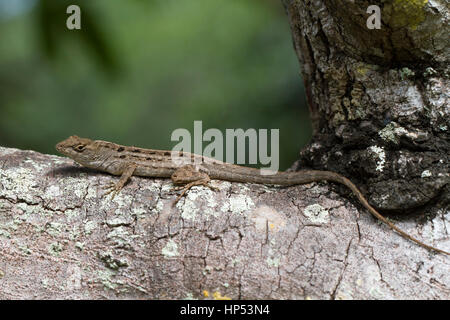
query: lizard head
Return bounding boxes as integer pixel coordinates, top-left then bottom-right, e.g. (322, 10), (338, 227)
(56, 135), (101, 165)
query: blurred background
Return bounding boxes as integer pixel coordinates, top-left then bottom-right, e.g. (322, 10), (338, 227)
(0, 0), (310, 170)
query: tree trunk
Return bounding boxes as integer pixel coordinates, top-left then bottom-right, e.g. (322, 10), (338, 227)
(282, 0), (449, 212)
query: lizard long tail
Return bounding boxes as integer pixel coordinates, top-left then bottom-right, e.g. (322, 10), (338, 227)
(208, 165), (449, 255)
(323, 172), (450, 256)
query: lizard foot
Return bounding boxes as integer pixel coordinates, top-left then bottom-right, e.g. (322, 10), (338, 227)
(172, 178), (218, 206)
(171, 165), (218, 206)
(101, 163), (137, 200)
(102, 182), (122, 200)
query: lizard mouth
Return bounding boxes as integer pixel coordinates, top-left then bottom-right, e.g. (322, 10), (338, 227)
(55, 142), (63, 153)
(55, 141), (69, 155)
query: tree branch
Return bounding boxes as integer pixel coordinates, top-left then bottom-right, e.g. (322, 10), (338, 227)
(0, 147), (448, 299)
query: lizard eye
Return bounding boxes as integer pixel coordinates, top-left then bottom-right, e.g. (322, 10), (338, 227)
(73, 144), (86, 152)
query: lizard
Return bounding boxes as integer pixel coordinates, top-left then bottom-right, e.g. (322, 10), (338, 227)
(55, 135), (449, 256)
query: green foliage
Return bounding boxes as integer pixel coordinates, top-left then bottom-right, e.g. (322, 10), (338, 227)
(0, 0), (310, 170)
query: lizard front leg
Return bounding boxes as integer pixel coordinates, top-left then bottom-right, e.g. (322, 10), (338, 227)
(103, 163), (137, 199)
(171, 165), (218, 204)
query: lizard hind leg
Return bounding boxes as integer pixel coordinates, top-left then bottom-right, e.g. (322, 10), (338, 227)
(171, 165), (217, 205)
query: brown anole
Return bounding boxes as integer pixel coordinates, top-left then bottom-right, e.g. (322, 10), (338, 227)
(56, 135), (449, 255)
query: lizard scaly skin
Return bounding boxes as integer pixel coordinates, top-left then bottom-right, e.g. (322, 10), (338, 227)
(56, 135), (449, 255)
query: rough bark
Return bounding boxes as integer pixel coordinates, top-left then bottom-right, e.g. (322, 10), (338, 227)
(282, 0), (449, 212)
(0, 147), (449, 299)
